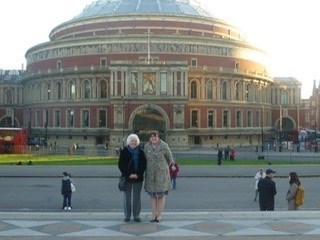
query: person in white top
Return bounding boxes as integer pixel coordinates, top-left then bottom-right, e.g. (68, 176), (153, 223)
(254, 168), (266, 201)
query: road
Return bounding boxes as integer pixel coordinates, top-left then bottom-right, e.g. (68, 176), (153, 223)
(0, 165), (319, 212)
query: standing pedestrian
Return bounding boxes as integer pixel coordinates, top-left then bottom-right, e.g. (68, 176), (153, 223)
(254, 168), (266, 201)
(286, 171), (302, 210)
(118, 134), (146, 222)
(144, 131), (174, 223)
(224, 146), (229, 160)
(258, 168), (277, 211)
(169, 162), (180, 190)
(61, 171), (73, 210)
(229, 147), (236, 161)
(217, 148), (223, 165)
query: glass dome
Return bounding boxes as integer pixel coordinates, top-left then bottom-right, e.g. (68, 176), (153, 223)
(73, 0), (213, 20)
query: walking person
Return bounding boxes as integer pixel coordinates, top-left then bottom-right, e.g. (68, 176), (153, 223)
(217, 148), (223, 165)
(144, 131), (174, 223)
(169, 162), (180, 190)
(286, 171), (302, 210)
(258, 168), (277, 211)
(254, 168), (266, 201)
(61, 171), (73, 210)
(118, 134), (146, 222)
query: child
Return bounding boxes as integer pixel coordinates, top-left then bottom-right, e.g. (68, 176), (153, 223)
(169, 162), (180, 189)
(61, 172), (72, 210)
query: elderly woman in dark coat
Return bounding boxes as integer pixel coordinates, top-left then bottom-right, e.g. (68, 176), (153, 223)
(286, 171), (301, 210)
(118, 134), (146, 222)
(144, 131), (174, 223)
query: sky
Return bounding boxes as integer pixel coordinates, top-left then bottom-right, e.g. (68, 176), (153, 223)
(0, 0), (318, 98)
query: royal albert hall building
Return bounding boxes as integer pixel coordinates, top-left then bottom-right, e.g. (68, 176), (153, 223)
(14, 0), (302, 150)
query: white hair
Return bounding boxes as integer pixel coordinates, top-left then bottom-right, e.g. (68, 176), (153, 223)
(126, 134), (140, 146)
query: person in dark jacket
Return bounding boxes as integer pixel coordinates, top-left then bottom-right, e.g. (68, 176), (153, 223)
(217, 148), (223, 165)
(118, 134), (146, 222)
(258, 168), (277, 211)
(61, 171), (72, 210)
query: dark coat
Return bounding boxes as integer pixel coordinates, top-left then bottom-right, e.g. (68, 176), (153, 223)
(258, 176), (277, 210)
(118, 146), (146, 183)
(61, 176), (71, 195)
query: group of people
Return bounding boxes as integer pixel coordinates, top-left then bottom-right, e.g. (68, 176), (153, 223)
(217, 146), (236, 165)
(118, 131), (179, 223)
(254, 168), (303, 211)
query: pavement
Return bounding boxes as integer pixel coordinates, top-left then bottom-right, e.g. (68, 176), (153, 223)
(1, 156), (320, 239)
(1, 211), (320, 239)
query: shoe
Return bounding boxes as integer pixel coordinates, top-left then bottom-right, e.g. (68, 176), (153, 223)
(150, 216), (159, 223)
(124, 218), (130, 222)
(67, 207), (71, 210)
(63, 207), (67, 210)
(134, 218), (141, 222)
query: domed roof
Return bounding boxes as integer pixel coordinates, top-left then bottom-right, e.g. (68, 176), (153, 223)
(73, 0), (212, 20)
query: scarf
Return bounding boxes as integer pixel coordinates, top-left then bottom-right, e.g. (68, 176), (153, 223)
(128, 146), (140, 170)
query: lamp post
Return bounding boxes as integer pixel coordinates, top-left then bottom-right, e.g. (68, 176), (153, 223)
(11, 108), (15, 127)
(122, 96), (125, 147)
(28, 108), (32, 136)
(261, 105), (264, 152)
(45, 108), (48, 147)
(279, 105), (282, 152)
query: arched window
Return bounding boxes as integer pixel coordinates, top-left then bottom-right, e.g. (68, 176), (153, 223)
(222, 81), (228, 100)
(246, 83), (254, 101)
(46, 83), (51, 100)
(84, 80), (91, 99)
(100, 80), (108, 98)
(190, 81), (197, 99)
(206, 81), (213, 99)
(36, 83), (41, 101)
(56, 82), (62, 100)
(32, 84), (36, 102)
(281, 91), (289, 105)
(247, 111), (252, 127)
(235, 82), (241, 100)
(5, 89), (13, 104)
(68, 81), (75, 99)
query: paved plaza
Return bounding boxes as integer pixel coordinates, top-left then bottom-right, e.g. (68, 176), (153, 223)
(1, 211), (320, 239)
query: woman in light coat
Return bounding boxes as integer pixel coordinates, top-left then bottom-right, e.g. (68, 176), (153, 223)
(144, 131), (173, 223)
(254, 168), (266, 201)
(286, 171), (301, 210)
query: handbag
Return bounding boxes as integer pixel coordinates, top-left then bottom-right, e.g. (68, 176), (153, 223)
(118, 158), (132, 191)
(118, 176), (127, 191)
(71, 182), (76, 192)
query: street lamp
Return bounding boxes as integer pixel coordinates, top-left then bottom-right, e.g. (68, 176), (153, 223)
(45, 108), (48, 147)
(122, 96), (125, 147)
(261, 105), (264, 152)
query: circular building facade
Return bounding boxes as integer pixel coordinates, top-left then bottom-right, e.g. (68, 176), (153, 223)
(22, 0), (273, 149)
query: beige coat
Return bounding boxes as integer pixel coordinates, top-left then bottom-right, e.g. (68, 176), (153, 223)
(286, 183), (300, 210)
(144, 140), (173, 193)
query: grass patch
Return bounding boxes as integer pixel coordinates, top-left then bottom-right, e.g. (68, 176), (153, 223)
(0, 154), (117, 166)
(175, 158), (320, 166)
(1, 154), (320, 166)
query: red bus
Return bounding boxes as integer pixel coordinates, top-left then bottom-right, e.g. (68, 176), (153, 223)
(0, 128), (28, 153)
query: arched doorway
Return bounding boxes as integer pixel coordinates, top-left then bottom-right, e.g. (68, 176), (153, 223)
(0, 116), (18, 127)
(276, 117), (298, 145)
(131, 107), (167, 146)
